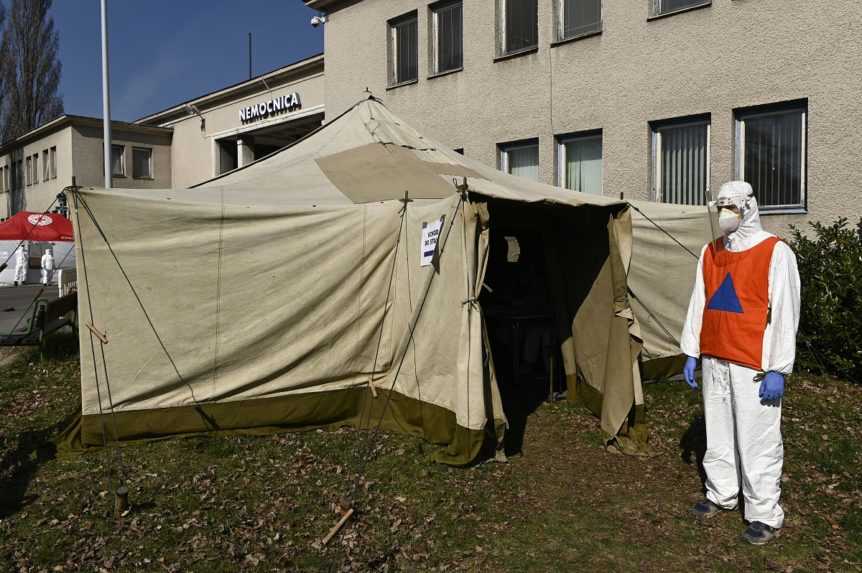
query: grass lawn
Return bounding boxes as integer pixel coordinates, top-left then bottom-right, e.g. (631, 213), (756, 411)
(1, 345), (860, 572)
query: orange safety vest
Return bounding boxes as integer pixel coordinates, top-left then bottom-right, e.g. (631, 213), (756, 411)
(700, 236), (780, 370)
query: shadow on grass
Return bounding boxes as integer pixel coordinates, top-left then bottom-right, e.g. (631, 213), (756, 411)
(0, 414), (76, 519)
(680, 414), (707, 491)
(0, 335), (80, 519)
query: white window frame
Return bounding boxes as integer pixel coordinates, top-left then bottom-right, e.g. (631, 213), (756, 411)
(388, 12), (419, 87)
(430, 0), (463, 76)
(651, 118), (711, 204)
(556, 131), (603, 194)
(499, 139), (539, 177)
(49, 147), (57, 179)
(42, 150), (49, 182)
(556, 0), (603, 42)
(651, 0), (710, 18)
(132, 146), (154, 179)
(734, 105), (807, 213)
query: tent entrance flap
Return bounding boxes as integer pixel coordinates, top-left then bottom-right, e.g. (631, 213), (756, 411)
(480, 200), (567, 455)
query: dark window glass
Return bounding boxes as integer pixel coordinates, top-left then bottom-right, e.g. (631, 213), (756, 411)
(562, 0), (601, 39)
(742, 109), (804, 208)
(436, 2), (463, 73)
(655, 0), (709, 15)
(392, 15), (418, 84)
(505, 0), (537, 54)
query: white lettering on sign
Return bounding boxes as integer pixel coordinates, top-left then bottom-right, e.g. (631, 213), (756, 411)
(420, 217), (445, 267)
(239, 93), (302, 123)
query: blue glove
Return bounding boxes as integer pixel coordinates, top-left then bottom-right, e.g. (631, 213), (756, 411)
(683, 356), (698, 389)
(759, 371), (785, 402)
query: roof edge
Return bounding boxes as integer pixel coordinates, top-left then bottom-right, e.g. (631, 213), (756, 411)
(0, 115), (172, 156)
(135, 52), (324, 126)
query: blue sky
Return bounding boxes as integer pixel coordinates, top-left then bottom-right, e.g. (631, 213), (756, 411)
(54, 1), (323, 122)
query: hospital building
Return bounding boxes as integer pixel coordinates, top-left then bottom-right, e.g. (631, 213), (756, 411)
(3, 0), (862, 233)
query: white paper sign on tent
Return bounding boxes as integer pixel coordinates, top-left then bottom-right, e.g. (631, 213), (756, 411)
(420, 217), (444, 267)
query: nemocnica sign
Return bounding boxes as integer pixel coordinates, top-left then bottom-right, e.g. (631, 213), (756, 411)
(239, 93), (301, 123)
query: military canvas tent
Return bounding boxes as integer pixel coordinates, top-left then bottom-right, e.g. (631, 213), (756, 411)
(69, 97), (704, 462)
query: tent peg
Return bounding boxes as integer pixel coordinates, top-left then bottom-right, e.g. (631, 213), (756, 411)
(114, 485), (129, 518)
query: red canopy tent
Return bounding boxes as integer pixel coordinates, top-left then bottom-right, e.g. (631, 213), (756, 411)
(0, 211), (74, 242)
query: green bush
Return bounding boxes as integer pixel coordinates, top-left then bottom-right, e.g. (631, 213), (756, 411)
(788, 218), (862, 383)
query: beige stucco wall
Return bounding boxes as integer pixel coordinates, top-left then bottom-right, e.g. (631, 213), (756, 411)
(71, 125), (172, 190)
(0, 127), (72, 218)
(323, 0), (862, 235)
(163, 71), (325, 188)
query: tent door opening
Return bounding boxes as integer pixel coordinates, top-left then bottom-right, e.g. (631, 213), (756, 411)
(481, 202), (566, 455)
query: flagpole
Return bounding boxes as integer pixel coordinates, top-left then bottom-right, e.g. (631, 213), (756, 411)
(100, 0), (112, 189)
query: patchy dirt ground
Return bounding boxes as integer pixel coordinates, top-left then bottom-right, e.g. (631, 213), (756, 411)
(1, 347), (860, 572)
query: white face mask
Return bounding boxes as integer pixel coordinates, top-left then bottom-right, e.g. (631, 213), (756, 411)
(718, 209), (741, 236)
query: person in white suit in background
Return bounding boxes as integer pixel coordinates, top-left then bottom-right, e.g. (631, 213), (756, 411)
(40, 246), (55, 285)
(13, 242), (28, 286)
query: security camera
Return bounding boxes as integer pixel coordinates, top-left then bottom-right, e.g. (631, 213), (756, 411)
(310, 14), (327, 27)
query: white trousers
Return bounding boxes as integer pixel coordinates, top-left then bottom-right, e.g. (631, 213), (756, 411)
(41, 268), (53, 285)
(14, 263), (27, 284)
(702, 357), (784, 528)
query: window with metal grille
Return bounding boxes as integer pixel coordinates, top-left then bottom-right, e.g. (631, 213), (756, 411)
(735, 102), (806, 211)
(651, 117), (710, 205)
(559, 0), (601, 40)
(500, 0), (538, 55)
(111, 145), (125, 176)
(431, 1), (462, 74)
(651, 0), (710, 17)
(389, 12), (418, 86)
(133, 147), (153, 179)
(558, 131), (602, 194)
(499, 139), (539, 181)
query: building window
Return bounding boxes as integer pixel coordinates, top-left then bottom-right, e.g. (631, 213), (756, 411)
(49, 146), (56, 179)
(111, 144), (125, 176)
(651, 0), (710, 17)
(735, 101), (806, 211)
(430, 1), (463, 75)
(557, 0), (601, 41)
(499, 139), (539, 181)
(651, 116), (710, 205)
(32, 154), (39, 184)
(25, 157), (31, 186)
(558, 131), (602, 195)
(388, 12), (418, 86)
(133, 147), (153, 179)
(499, 0), (538, 56)
(42, 150), (49, 181)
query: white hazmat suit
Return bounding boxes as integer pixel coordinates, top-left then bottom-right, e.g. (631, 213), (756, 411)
(681, 181), (801, 529)
(13, 243), (28, 285)
(41, 248), (55, 285)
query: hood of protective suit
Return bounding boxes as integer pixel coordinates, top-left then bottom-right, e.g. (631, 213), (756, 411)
(716, 181), (772, 251)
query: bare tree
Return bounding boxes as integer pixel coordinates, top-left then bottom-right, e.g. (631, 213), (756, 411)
(0, 0), (63, 143)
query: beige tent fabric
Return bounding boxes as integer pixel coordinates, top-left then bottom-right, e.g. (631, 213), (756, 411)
(628, 200), (716, 368)
(72, 98), (658, 459)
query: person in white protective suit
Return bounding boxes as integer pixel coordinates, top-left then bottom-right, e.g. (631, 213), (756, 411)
(13, 242), (28, 286)
(680, 181), (800, 545)
(40, 246), (55, 285)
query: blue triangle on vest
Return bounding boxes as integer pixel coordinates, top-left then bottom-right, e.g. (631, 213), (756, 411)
(707, 273), (744, 313)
